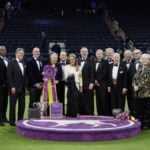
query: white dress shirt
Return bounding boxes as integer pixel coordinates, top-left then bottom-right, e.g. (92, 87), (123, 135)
(0, 56), (8, 67)
(112, 64), (119, 80)
(16, 58), (24, 75)
(34, 57), (40, 70)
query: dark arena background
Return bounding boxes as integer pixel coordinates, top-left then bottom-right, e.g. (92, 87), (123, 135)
(0, 0), (150, 150)
(0, 0), (150, 58)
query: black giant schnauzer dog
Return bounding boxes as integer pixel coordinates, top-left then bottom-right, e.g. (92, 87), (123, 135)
(66, 75), (80, 117)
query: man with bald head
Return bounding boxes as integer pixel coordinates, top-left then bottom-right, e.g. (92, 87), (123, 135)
(108, 53), (127, 111)
(78, 47), (95, 115)
(94, 49), (109, 116)
(26, 47), (44, 108)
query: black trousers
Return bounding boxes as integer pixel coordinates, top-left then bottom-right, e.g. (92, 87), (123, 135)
(79, 89), (94, 115)
(0, 85), (8, 122)
(29, 88), (42, 108)
(95, 86), (109, 116)
(9, 90), (25, 123)
(111, 85), (125, 111)
(126, 86), (134, 114)
(57, 81), (65, 114)
(135, 97), (150, 128)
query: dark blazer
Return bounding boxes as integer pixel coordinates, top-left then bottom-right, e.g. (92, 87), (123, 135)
(78, 57), (95, 89)
(122, 60), (136, 88)
(94, 59), (109, 89)
(7, 59), (26, 92)
(53, 63), (62, 82)
(108, 63), (127, 90)
(0, 57), (7, 86)
(43, 62), (62, 82)
(26, 57), (43, 88)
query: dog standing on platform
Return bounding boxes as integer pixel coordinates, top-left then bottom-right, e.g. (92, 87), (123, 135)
(66, 75), (80, 117)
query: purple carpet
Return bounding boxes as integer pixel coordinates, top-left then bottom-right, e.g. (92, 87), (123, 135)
(16, 116), (141, 141)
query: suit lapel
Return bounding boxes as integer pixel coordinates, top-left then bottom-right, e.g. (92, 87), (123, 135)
(117, 64), (123, 77)
(0, 58), (6, 68)
(32, 58), (39, 70)
(14, 60), (24, 76)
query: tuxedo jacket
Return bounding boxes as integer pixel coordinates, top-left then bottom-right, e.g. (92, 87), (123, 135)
(94, 59), (109, 89)
(108, 63), (127, 90)
(26, 57), (43, 88)
(78, 57), (95, 89)
(7, 59), (26, 92)
(122, 60), (136, 88)
(48, 63), (63, 82)
(0, 57), (7, 86)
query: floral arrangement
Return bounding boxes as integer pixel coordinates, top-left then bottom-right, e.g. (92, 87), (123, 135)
(116, 111), (138, 122)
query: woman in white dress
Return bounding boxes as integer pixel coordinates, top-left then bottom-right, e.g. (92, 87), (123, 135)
(64, 54), (82, 114)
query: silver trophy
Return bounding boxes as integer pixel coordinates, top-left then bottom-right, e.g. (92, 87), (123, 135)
(33, 101), (49, 119)
(112, 108), (122, 117)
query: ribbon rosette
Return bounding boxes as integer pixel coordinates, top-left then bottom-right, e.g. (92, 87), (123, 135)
(42, 65), (57, 104)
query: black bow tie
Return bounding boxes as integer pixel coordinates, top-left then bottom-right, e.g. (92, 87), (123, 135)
(96, 60), (101, 63)
(61, 62), (66, 66)
(19, 60), (23, 63)
(36, 58), (40, 61)
(81, 59), (86, 62)
(114, 64), (118, 66)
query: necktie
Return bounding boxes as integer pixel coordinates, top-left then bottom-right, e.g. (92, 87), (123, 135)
(61, 62), (65, 66)
(114, 64), (118, 66)
(19, 60), (23, 63)
(96, 60), (101, 63)
(81, 58), (86, 62)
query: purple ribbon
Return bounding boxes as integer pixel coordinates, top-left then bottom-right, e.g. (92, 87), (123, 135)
(43, 65), (57, 103)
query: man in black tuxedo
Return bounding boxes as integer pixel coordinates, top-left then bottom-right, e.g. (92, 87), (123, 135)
(0, 46), (8, 126)
(122, 50), (136, 114)
(108, 53), (127, 112)
(133, 49), (142, 72)
(78, 47), (95, 115)
(59, 51), (68, 114)
(94, 49), (110, 116)
(26, 47), (43, 108)
(7, 48), (26, 126)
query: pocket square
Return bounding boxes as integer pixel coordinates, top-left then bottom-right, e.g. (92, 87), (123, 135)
(120, 71), (123, 74)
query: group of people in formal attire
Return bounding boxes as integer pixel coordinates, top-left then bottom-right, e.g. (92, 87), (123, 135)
(0, 45), (149, 129)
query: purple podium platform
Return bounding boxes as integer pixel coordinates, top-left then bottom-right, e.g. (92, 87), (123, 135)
(16, 116), (141, 141)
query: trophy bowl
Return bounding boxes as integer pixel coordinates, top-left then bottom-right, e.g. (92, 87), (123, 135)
(33, 102), (49, 118)
(112, 108), (122, 117)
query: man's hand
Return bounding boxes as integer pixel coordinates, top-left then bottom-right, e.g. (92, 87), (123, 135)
(11, 87), (16, 95)
(89, 83), (94, 90)
(35, 83), (43, 89)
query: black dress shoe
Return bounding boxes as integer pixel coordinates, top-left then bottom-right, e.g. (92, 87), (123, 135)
(0, 122), (5, 126)
(10, 122), (16, 126)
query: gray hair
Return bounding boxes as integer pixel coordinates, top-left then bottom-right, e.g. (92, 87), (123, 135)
(0, 46), (6, 50)
(140, 53), (150, 63)
(15, 48), (24, 54)
(50, 52), (58, 58)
